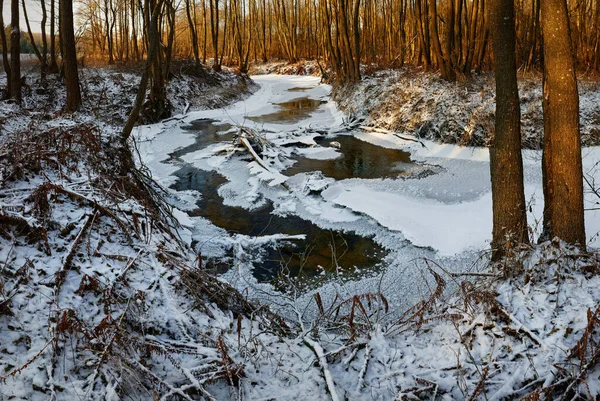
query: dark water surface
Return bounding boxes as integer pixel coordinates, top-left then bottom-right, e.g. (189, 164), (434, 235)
(166, 106), (414, 284)
(171, 166), (386, 283)
(285, 135), (416, 180)
(247, 98), (325, 124)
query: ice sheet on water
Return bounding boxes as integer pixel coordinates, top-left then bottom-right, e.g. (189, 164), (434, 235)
(136, 73), (600, 314)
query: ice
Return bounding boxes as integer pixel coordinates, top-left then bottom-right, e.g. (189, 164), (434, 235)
(134, 75), (600, 308)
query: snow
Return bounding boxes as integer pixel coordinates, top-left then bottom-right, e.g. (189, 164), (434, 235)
(322, 184), (494, 255)
(5, 65), (600, 400)
(295, 146), (342, 160)
(335, 68), (600, 149)
(180, 74), (343, 131)
(134, 74), (600, 317)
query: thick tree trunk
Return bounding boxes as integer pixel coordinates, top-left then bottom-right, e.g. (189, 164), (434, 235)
(540, 0), (586, 248)
(10, 0), (21, 103)
(0, 0), (11, 97)
(61, 0), (82, 111)
(489, 0), (529, 262)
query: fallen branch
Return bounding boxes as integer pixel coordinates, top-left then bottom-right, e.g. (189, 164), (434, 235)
(237, 129), (291, 191)
(359, 125), (427, 148)
(61, 213), (95, 274)
(355, 342), (371, 392)
(499, 307), (544, 348)
(304, 336), (340, 401)
(31, 183), (131, 239)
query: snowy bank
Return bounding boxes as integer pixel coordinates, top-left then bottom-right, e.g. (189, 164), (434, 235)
(333, 68), (600, 149)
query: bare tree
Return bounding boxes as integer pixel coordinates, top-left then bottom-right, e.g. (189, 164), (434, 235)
(209, 0), (221, 71)
(185, 0), (201, 66)
(49, 0), (59, 72)
(489, 0), (529, 261)
(10, 0), (21, 103)
(540, 0), (586, 248)
(0, 0), (11, 97)
(61, 0), (82, 111)
(22, 0), (49, 80)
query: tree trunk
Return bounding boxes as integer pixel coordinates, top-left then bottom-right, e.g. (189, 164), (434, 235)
(0, 0), (11, 97)
(185, 0), (200, 67)
(122, 0), (162, 143)
(61, 0), (82, 111)
(22, 0), (47, 80)
(540, 0), (586, 248)
(10, 0), (21, 103)
(49, 0), (58, 72)
(210, 0), (221, 71)
(40, 0), (49, 77)
(415, 0), (430, 69)
(428, 0), (448, 79)
(489, 0), (529, 262)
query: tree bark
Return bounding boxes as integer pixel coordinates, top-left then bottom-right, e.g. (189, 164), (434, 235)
(209, 0), (221, 71)
(22, 0), (47, 80)
(428, 0), (449, 80)
(61, 0), (82, 111)
(49, 0), (58, 73)
(10, 0), (21, 103)
(122, 0), (162, 143)
(0, 0), (11, 97)
(489, 0), (529, 262)
(185, 0), (201, 66)
(540, 0), (586, 248)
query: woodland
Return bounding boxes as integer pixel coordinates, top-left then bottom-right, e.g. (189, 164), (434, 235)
(1, 0), (600, 400)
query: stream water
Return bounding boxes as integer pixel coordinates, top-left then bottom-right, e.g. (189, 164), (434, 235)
(163, 86), (420, 284)
(159, 78), (430, 286)
(247, 97), (326, 124)
(286, 135), (415, 180)
(140, 74), (600, 309)
(171, 166), (386, 283)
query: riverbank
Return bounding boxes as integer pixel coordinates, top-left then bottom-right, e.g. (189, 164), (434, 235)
(332, 67), (600, 149)
(0, 61), (255, 134)
(0, 62), (266, 400)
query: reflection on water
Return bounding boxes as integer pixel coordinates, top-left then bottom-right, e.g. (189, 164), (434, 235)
(247, 97), (325, 124)
(165, 113), (408, 284)
(171, 166), (386, 283)
(287, 87), (312, 92)
(171, 119), (234, 159)
(285, 135), (415, 180)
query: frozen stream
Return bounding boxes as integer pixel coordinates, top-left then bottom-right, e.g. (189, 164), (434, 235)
(136, 74), (600, 313)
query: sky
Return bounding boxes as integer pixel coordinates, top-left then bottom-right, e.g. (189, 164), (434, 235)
(2, 0), (46, 34)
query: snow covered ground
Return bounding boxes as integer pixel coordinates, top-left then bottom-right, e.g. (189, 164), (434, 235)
(130, 73), (600, 400)
(334, 68), (600, 149)
(3, 67), (600, 400)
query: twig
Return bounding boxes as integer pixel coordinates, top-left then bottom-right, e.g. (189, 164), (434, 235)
(355, 342), (371, 392)
(498, 307), (544, 348)
(304, 336), (340, 401)
(359, 125), (427, 148)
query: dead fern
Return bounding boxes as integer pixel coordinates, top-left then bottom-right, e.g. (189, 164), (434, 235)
(387, 267), (451, 335)
(178, 262), (291, 337)
(0, 211), (51, 254)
